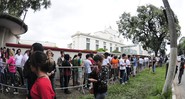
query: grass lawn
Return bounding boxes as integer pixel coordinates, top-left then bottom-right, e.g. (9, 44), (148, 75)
(79, 66), (171, 99)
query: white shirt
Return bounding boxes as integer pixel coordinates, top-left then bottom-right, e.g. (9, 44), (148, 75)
(126, 59), (131, 67)
(144, 57), (149, 62)
(119, 59), (126, 70)
(102, 58), (109, 66)
(21, 53), (29, 67)
(84, 59), (92, 74)
(139, 58), (144, 64)
(15, 54), (23, 67)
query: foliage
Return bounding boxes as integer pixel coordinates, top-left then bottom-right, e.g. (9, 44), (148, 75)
(0, 0), (51, 17)
(80, 66), (170, 99)
(178, 39), (185, 55)
(96, 48), (107, 52)
(112, 49), (120, 53)
(117, 4), (181, 56)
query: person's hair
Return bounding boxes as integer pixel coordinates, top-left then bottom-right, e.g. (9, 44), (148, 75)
(9, 49), (14, 56)
(89, 53), (94, 58)
(16, 49), (21, 54)
(46, 49), (54, 57)
(60, 50), (64, 54)
(86, 54), (90, 59)
(24, 50), (30, 54)
(32, 43), (44, 52)
(73, 55), (78, 59)
(30, 51), (48, 73)
(114, 56), (117, 59)
(78, 52), (82, 57)
(122, 53), (126, 57)
(64, 54), (70, 61)
(128, 55), (131, 58)
(93, 55), (103, 62)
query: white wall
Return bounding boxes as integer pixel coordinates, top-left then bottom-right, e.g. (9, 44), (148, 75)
(71, 34), (124, 52)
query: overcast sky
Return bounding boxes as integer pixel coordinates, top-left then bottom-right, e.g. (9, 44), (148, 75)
(20, 0), (185, 48)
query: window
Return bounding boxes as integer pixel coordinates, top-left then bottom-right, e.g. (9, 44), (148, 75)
(103, 42), (106, 50)
(86, 38), (90, 50)
(95, 40), (99, 50)
(110, 47), (112, 52)
(121, 47), (124, 52)
(110, 43), (112, 52)
(116, 47), (119, 51)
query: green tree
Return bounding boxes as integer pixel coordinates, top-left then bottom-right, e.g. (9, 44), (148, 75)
(112, 49), (120, 53)
(117, 4), (180, 56)
(0, 0), (51, 17)
(178, 39), (185, 55)
(96, 48), (106, 52)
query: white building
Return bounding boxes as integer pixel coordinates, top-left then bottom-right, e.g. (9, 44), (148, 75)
(122, 44), (149, 56)
(70, 27), (125, 52)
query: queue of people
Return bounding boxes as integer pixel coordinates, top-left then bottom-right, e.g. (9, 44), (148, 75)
(0, 43), (168, 99)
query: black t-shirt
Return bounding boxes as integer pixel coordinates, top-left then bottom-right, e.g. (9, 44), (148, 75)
(89, 66), (108, 94)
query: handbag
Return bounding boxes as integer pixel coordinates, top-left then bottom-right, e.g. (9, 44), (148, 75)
(89, 87), (94, 94)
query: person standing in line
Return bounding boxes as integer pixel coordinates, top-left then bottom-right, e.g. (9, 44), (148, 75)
(57, 50), (65, 89)
(46, 49), (56, 92)
(83, 54), (92, 88)
(111, 56), (119, 81)
(71, 55), (80, 86)
(23, 43), (44, 99)
(119, 54), (127, 84)
(178, 58), (184, 84)
(30, 51), (55, 99)
(132, 55), (138, 77)
(89, 53), (95, 65)
(139, 56), (144, 72)
(21, 50), (30, 67)
(126, 55), (131, 81)
(15, 49), (24, 86)
(77, 53), (83, 82)
(62, 54), (72, 94)
(7, 49), (18, 94)
(89, 55), (108, 99)
(152, 57), (156, 73)
(102, 52), (111, 79)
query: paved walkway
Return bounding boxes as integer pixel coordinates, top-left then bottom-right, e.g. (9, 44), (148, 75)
(173, 67), (185, 99)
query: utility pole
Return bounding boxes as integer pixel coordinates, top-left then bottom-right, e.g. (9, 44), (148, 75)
(162, 0), (177, 95)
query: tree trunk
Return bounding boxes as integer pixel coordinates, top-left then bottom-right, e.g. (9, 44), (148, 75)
(155, 51), (158, 57)
(162, 0), (177, 95)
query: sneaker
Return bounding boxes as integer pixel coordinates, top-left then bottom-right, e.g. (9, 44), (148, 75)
(125, 81), (128, 83)
(122, 83), (125, 85)
(5, 88), (9, 92)
(13, 91), (19, 95)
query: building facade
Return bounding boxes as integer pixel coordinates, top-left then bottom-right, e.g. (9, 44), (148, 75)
(70, 27), (125, 52)
(122, 44), (149, 56)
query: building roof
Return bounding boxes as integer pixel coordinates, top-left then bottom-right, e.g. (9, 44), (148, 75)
(0, 13), (28, 35)
(6, 43), (97, 53)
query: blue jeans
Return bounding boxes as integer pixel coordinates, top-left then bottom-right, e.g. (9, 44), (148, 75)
(95, 92), (107, 99)
(120, 70), (126, 84)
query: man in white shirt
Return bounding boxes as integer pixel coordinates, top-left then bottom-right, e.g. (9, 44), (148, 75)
(15, 49), (24, 85)
(126, 55), (131, 81)
(83, 54), (92, 88)
(119, 54), (127, 84)
(21, 50), (29, 67)
(139, 57), (144, 72)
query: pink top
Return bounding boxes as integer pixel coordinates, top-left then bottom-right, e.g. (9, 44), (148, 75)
(7, 56), (16, 73)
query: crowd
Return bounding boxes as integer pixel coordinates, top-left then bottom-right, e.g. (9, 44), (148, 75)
(0, 43), (168, 99)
